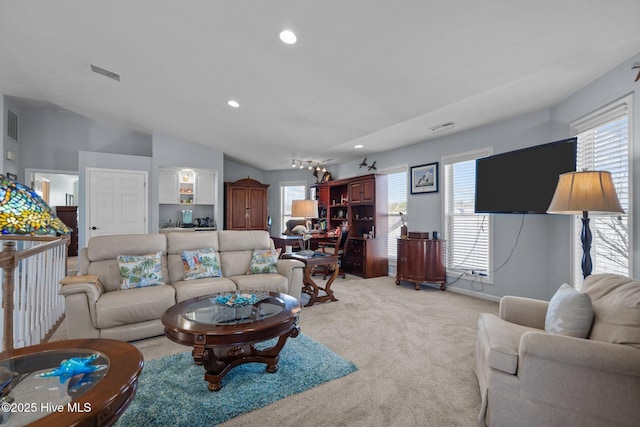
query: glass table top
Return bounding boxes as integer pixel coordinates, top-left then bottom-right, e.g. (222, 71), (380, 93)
(0, 349), (109, 426)
(182, 292), (285, 326)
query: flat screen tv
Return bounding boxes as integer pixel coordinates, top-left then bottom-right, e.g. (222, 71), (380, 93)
(475, 138), (577, 214)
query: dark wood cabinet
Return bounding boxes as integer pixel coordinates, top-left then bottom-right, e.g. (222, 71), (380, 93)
(224, 178), (269, 230)
(56, 206), (78, 256)
(342, 237), (388, 278)
(350, 178), (374, 204)
(322, 174), (387, 278)
(396, 237), (446, 290)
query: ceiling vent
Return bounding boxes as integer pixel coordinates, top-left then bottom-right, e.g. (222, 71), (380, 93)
(429, 122), (455, 133)
(6, 109), (18, 142)
(90, 64), (120, 81)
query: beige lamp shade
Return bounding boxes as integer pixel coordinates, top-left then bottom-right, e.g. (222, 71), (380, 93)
(547, 171), (624, 215)
(291, 199), (318, 218)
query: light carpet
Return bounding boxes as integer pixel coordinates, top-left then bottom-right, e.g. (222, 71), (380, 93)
(51, 275), (499, 426)
(115, 333), (357, 426)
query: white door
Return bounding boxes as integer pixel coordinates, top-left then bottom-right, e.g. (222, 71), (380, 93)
(87, 168), (148, 238)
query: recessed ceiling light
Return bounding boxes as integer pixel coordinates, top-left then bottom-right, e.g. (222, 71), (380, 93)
(279, 30), (297, 45)
(354, 144), (364, 149)
(227, 100), (240, 108)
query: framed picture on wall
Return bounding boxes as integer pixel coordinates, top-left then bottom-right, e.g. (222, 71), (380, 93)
(410, 162), (439, 194)
(5, 172), (18, 181)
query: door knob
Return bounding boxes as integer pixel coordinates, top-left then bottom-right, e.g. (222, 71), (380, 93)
(91, 226), (98, 230)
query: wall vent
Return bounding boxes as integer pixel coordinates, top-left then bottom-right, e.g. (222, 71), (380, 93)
(7, 109), (18, 142)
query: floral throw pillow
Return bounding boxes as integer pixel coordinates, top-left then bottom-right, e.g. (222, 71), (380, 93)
(248, 248), (281, 274)
(180, 247), (222, 280)
(118, 251), (163, 290)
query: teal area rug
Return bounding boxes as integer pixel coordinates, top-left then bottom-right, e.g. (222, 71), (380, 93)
(116, 333), (357, 426)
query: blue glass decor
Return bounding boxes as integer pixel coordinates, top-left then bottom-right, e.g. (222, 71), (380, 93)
(37, 354), (107, 383)
(214, 292), (260, 307)
(0, 174), (70, 235)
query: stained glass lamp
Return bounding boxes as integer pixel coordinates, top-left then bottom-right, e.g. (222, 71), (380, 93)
(0, 174), (70, 235)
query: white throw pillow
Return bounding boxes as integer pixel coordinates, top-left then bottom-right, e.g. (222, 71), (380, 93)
(545, 283), (594, 338)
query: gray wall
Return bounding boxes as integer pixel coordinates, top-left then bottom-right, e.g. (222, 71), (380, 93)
(3, 49), (638, 302)
(19, 106), (151, 175)
(550, 52), (640, 280)
(263, 50), (640, 301)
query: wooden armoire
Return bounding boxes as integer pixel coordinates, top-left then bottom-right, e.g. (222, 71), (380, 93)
(224, 178), (269, 230)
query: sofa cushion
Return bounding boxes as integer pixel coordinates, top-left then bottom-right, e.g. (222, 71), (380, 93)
(172, 277), (237, 303)
(166, 231), (220, 284)
(95, 284), (175, 329)
(248, 248), (281, 274)
(229, 273), (289, 294)
(478, 313), (540, 374)
(545, 283), (594, 338)
(86, 234), (168, 292)
(583, 274), (640, 348)
(217, 230), (273, 252)
(180, 247), (222, 280)
(118, 251), (164, 289)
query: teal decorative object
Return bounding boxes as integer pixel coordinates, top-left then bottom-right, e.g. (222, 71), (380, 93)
(0, 174), (70, 235)
(37, 354), (107, 383)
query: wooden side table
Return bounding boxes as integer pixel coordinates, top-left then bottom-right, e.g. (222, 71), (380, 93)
(1, 338), (143, 426)
(283, 253), (340, 306)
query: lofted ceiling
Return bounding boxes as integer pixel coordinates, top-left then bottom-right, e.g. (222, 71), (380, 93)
(1, 1), (640, 171)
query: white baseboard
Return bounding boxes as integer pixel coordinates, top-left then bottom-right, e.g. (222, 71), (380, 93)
(446, 286), (501, 303)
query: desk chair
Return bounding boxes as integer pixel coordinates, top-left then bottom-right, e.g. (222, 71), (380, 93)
(313, 225), (350, 279)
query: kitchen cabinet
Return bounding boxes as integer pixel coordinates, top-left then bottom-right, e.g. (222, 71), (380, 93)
(158, 168), (215, 206)
(396, 237), (446, 290)
(158, 169), (179, 204)
(224, 178), (269, 230)
(194, 171), (215, 205)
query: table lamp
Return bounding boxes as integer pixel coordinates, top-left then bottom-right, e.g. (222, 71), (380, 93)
(0, 174), (70, 235)
(547, 170), (624, 278)
(291, 199), (318, 256)
(291, 199), (318, 233)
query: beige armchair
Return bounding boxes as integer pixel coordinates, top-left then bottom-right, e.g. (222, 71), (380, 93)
(473, 274), (640, 427)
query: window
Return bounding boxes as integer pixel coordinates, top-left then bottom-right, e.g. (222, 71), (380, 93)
(280, 181), (307, 231)
(383, 166), (408, 263)
(570, 96), (632, 286)
(443, 148), (492, 277)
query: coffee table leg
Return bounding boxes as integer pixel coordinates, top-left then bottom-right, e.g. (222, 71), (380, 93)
(201, 325), (300, 392)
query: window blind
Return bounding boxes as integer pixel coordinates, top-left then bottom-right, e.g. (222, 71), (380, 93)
(443, 148), (492, 275)
(385, 167), (407, 261)
(571, 96), (632, 285)
(280, 182), (306, 229)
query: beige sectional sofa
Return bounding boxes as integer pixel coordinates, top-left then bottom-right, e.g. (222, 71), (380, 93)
(473, 274), (640, 427)
(59, 230), (304, 342)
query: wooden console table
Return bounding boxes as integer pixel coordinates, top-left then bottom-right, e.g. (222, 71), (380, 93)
(283, 252), (340, 306)
(396, 237), (446, 290)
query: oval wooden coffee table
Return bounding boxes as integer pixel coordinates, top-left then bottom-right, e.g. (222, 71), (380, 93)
(0, 338), (143, 426)
(162, 292), (301, 391)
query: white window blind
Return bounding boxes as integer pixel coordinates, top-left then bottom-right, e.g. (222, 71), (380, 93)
(571, 96), (632, 286)
(443, 149), (492, 276)
(384, 167), (408, 261)
(280, 182), (306, 231)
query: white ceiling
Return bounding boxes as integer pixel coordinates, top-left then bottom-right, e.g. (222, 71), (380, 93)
(2, 1), (640, 171)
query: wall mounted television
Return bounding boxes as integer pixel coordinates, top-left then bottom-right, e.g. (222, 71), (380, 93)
(475, 138), (577, 214)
